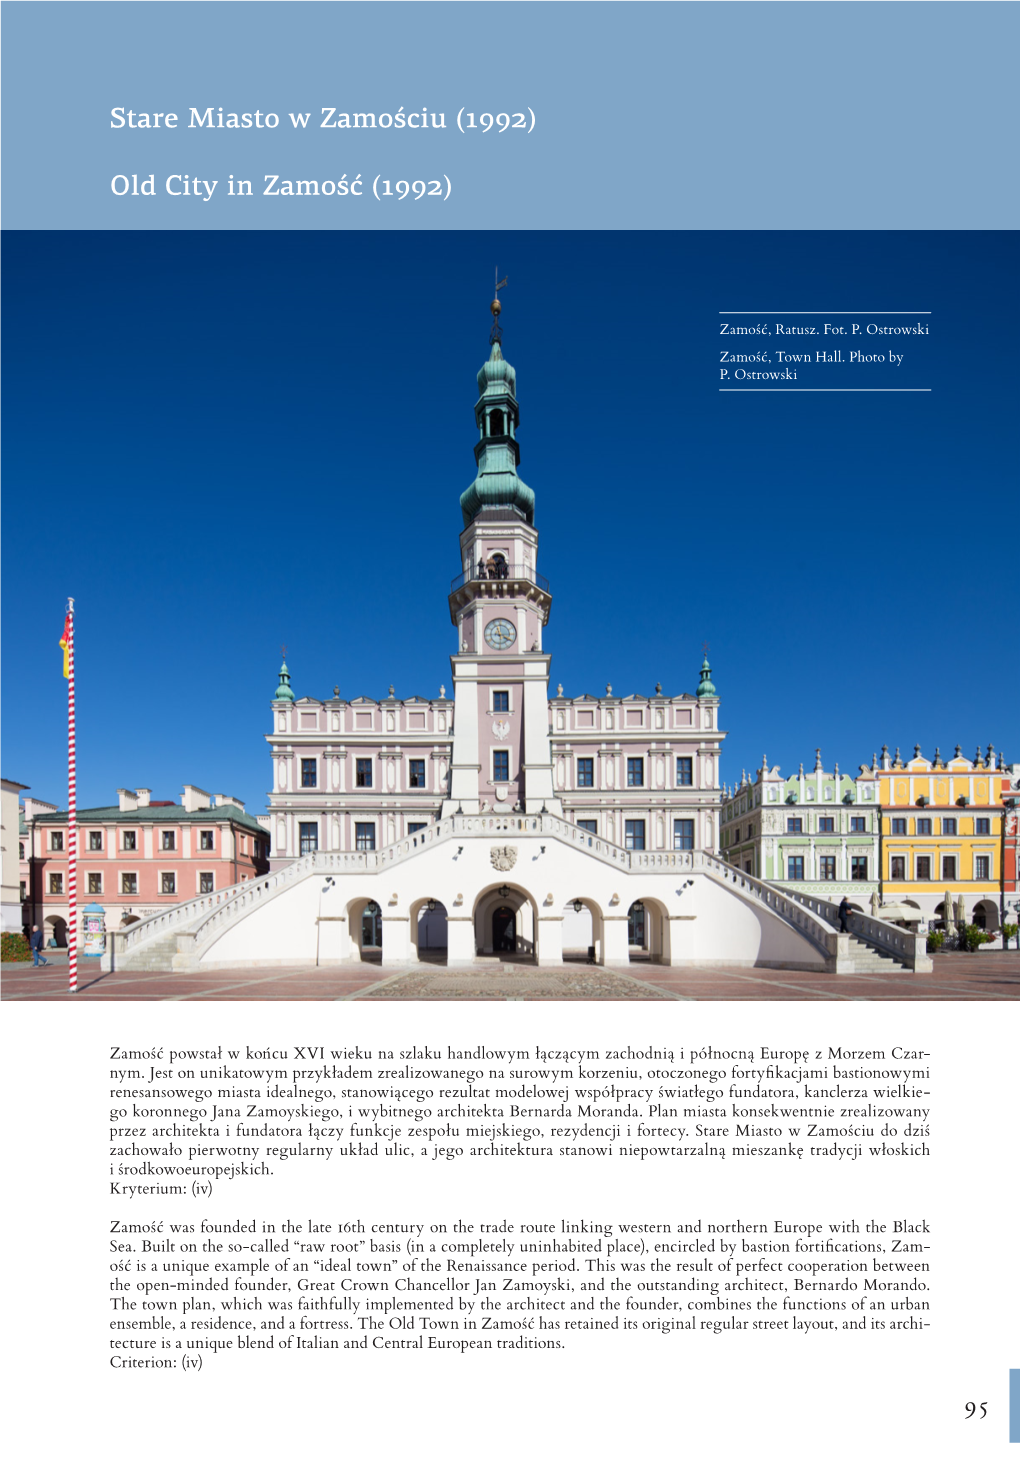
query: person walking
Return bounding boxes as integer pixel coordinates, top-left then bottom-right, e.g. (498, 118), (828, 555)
(837, 896), (852, 934)
(29, 925), (50, 966)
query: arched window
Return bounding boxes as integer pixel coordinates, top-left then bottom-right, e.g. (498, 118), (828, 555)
(489, 409), (504, 436)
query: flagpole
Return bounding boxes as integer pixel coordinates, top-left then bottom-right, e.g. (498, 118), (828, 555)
(67, 598), (77, 993)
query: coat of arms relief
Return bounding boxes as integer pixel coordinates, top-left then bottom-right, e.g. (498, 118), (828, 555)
(490, 845), (518, 872)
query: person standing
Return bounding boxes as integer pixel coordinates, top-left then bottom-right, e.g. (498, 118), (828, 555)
(837, 896), (852, 934)
(29, 925), (50, 966)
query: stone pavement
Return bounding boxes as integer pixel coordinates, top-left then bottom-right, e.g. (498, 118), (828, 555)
(3, 951), (1018, 1001)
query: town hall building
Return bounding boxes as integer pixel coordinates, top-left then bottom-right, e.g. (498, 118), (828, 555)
(109, 301), (929, 977)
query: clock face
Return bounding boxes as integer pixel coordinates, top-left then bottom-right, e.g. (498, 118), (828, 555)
(484, 618), (517, 650)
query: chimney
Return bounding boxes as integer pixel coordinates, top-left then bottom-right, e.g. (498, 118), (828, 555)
(136, 788), (152, 807)
(181, 785), (211, 814)
(117, 788), (138, 812)
(216, 794), (246, 814)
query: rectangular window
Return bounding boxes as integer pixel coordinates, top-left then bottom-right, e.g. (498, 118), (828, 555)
(200, 872), (214, 894)
(50, 832), (63, 851)
(577, 820), (597, 835)
(87, 873), (102, 894)
(88, 831), (103, 851)
(161, 831), (176, 851)
(577, 758), (594, 787)
(975, 818), (990, 835)
(975, 855), (990, 881)
(49, 873), (63, 894)
(787, 818), (802, 834)
(493, 749), (510, 782)
(890, 856), (906, 880)
(355, 823), (376, 852)
(744, 862), (753, 875)
(200, 831), (214, 851)
(819, 856), (836, 880)
(627, 757), (644, 787)
(916, 856), (931, 881)
(676, 757), (693, 786)
(301, 758), (317, 788)
(123, 831), (137, 851)
(851, 856), (868, 881)
(942, 817), (957, 835)
(819, 817), (834, 833)
(161, 873), (177, 895)
(746, 826), (754, 842)
(299, 823), (319, 855)
(19, 843), (25, 860)
(942, 856), (956, 881)
(409, 759), (426, 788)
(356, 759), (373, 788)
(19, 882), (26, 900)
(407, 823), (427, 836)
(850, 817), (866, 833)
(673, 819), (694, 851)
(891, 818), (907, 835)
(917, 819), (932, 836)
(493, 690), (509, 712)
(121, 873), (138, 895)
(624, 820), (646, 851)
(787, 856), (805, 881)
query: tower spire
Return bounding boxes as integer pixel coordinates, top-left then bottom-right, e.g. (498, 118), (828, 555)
(490, 271), (508, 346)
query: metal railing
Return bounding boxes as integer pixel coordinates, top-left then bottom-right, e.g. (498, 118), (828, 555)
(450, 563), (550, 594)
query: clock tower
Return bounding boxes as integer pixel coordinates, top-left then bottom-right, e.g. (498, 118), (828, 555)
(443, 296), (561, 817)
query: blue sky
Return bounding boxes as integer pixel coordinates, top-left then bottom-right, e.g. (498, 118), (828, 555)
(2, 230), (1016, 813)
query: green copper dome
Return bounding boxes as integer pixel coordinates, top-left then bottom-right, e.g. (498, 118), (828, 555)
(274, 660), (295, 702)
(696, 655), (716, 698)
(460, 342), (535, 526)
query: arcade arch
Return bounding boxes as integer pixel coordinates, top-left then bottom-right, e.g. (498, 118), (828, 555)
(472, 883), (539, 960)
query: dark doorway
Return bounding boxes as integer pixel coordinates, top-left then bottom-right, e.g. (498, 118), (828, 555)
(492, 906), (516, 953)
(628, 901), (646, 948)
(362, 901), (381, 948)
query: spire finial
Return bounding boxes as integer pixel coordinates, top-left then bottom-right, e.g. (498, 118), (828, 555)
(274, 651), (294, 702)
(489, 271), (508, 345)
(696, 643), (716, 697)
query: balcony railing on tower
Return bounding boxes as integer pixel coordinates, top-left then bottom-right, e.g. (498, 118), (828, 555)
(450, 561), (550, 594)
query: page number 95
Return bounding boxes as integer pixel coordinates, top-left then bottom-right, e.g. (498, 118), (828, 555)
(964, 1402), (987, 1419)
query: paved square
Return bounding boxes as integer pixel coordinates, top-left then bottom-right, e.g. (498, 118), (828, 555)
(3, 951), (1018, 1001)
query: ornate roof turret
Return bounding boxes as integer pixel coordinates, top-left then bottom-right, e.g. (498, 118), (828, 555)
(459, 291), (535, 526)
(696, 653), (716, 698)
(274, 659), (295, 702)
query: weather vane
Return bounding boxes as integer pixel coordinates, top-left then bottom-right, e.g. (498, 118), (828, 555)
(703, 640), (710, 656)
(490, 270), (508, 345)
(281, 643), (287, 660)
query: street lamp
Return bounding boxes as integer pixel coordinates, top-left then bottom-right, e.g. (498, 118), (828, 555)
(426, 898), (436, 914)
(498, 885), (509, 900)
(572, 899), (583, 914)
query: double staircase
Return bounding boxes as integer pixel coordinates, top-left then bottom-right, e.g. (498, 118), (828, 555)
(104, 813), (930, 974)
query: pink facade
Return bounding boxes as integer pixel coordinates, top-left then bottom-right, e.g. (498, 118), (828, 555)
(19, 787), (269, 944)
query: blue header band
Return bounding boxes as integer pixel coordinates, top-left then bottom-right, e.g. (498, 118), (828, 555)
(2, 2), (1017, 230)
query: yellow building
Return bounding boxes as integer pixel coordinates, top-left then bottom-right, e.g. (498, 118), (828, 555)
(865, 745), (1005, 929)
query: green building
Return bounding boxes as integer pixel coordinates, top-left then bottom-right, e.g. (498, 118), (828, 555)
(721, 751), (880, 904)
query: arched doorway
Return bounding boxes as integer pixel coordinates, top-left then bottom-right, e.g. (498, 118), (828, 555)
(492, 906), (516, 953)
(562, 899), (602, 963)
(44, 915), (67, 948)
(973, 899), (999, 931)
(413, 899), (449, 964)
(362, 901), (382, 949)
(627, 898), (670, 962)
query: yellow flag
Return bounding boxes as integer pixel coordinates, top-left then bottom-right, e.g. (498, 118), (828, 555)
(60, 612), (71, 678)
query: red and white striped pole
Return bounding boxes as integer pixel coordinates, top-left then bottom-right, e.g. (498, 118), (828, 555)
(67, 598), (77, 993)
